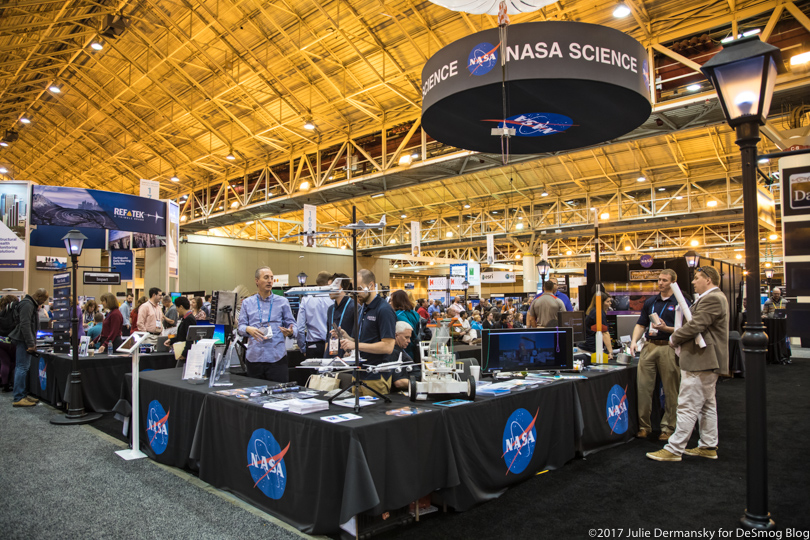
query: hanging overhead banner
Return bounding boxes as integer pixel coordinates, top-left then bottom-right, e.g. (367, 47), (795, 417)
(31, 185), (166, 236)
(450, 263), (467, 277)
(107, 230), (132, 250)
(411, 221), (421, 256)
(481, 271), (517, 283)
(140, 179), (161, 200)
(428, 276), (447, 290)
(0, 181), (29, 270)
(303, 204), (317, 248)
(111, 250), (134, 281)
(167, 201), (179, 277)
(486, 234), (495, 265)
(757, 186), (776, 232)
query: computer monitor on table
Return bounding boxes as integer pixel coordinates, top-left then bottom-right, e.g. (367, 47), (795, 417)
(481, 327), (574, 373)
(186, 325), (215, 343)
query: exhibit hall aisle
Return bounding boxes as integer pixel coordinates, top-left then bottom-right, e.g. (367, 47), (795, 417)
(0, 393), (318, 540)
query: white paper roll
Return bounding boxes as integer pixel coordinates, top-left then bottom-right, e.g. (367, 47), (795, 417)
(670, 283), (706, 348)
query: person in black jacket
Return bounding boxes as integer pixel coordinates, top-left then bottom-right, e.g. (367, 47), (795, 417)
(9, 288), (49, 407)
(165, 296), (195, 362)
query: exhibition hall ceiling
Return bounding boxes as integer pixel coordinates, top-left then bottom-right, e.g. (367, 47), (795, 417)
(1, 0), (809, 264)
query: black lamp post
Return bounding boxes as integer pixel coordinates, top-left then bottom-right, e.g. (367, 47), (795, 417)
(297, 271), (308, 286)
(684, 250), (700, 297)
(701, 34), (784, 531)
(51, 229), (101, 425)
(764, 267), (774, 296)
(536, 259), (551, 293)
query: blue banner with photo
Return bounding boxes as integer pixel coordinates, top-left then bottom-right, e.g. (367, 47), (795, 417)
(111, 250), (134, 281)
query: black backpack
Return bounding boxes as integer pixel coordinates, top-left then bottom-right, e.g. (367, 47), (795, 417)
(0, 299), (20, 336)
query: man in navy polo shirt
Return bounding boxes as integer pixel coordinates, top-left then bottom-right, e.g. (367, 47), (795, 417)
(340, 269), (396, 396)
(630, 269), (687, 441)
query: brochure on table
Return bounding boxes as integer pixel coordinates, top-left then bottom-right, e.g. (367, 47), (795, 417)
(184, 339), (216, 379)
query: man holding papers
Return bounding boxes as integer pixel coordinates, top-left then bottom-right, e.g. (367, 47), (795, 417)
(647, 266), (729, 462)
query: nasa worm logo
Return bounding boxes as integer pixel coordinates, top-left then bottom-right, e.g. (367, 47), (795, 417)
(468, 42), (499, 76)
(502, 408), (538, 475)
(606, 384), (629, 435)
(247, 428), (290, 499)
(146, 400), (169, 455)
(38, 357), (47, 391)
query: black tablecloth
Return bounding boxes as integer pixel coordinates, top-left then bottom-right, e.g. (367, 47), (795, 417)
(572, 367), (638, 456)
(764, 318), (790, 364)
(29, 351), (176, 412)
(190, 393), (459, 534)
(121, 369), (263, 470)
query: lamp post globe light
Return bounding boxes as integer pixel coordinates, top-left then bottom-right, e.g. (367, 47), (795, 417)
(700, 35), (784, 531)
(51, 229), (101, 425)
(536, 259), (551, 290)
(297, 271), (308, 286)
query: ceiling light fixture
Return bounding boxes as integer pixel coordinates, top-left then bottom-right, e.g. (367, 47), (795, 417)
(299, 180), (310, 190)
(613, 1), (631, 18)
(446, 231), (454, 237)
(675, 195), (684, 200)
(758, 157), (770, 164)
(624, 245), (632, 251)
(398, 154), (413, 166)
(600, 212), (610, 220)
(637, 176), (646, 182)
(707, 200), (718, 207)
(90, 41), (104, 51)
(516, 223), (524, 230)
(464, 203), (471, 208)
(19, 117), (31, 124)
(303, 118), (315, 130)
(0, 167), (8, 174)
(769, 233), (778, 240)
(400, 214), (407, 219)
(429, 261), (434, 266)
(226, 151), (236, 160)
(541, 191), (549, 197)
(687, 83), (701, 92)
(0, 142), (7, 147)
(658, 187), (666, 191)
(566, 250), (573, 256)
(230, 201), (239, 208)
(49, 85), (61, 93)
(170, 174), (180, 182)
(371, 193), (384, 199)
(180, 215), (187, 222)
(791, 51), (810, 66)
(736, 254), (742, 259)
(690, 240), (700, 246)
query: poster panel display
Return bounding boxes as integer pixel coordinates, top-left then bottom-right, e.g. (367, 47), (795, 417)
(0, 181), (29, 269)
(411, 221), (421, 256)
(303, 204), (317, 248)
(167, 201), (179, 277)
(111, 250), (134, 281)
(486, 234), (495, 265)
(36, 256), (68, 271)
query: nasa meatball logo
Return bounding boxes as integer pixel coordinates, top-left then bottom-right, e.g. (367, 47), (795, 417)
(146, 400), (169, 455)
(38, 357), (46, 390)
(502, 408), (538, 475)
(468, 42), (499, 76)
(606, 384), (629, 435)
(247, 428), (290, 499)
(494, 113), (573, 137)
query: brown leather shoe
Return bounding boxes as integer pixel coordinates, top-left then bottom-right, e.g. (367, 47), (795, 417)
(658, 432), (671, 441)
(24, 396), (39, 404)
(636, 429), (649, 438)
(13, 399), (36, 407)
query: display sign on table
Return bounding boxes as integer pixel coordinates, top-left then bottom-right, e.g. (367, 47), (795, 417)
(0, 181), (29, 269)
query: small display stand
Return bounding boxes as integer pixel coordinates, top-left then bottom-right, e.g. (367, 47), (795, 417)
(209, 346), (231, 387)
(114, 332), (150, 461)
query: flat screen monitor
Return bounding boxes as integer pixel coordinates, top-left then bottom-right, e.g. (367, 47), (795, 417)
(558, 311), (584, 342)
(170, 292), (182, 303)
(186, 325), (215, 342)
(482, 327), (573, 373)
(36, 329), (53, 340)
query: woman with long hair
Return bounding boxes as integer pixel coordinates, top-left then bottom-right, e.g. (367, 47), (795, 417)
(192, 297), (207, 321)
(95, 293), (123, 353)
(131, 296), (147, 332)
(390, 290), (421, 362)
(82, 299), (97, 330)
(582, 291), (614, 360)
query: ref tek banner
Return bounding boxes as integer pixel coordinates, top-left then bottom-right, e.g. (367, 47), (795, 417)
(31, 185), (166, 236)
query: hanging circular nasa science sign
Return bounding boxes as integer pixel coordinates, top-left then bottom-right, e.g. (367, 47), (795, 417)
(421, 22), (652, 154)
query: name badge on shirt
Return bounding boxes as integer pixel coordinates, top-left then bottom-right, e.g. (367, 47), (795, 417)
(329, 336), (340, 355)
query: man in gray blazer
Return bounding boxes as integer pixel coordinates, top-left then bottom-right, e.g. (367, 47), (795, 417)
(647, 266), (729, 461)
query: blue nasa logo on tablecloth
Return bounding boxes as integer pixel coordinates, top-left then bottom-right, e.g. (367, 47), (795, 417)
(468, 42), (498, 76)
(606, 384), (629, 435)
(38, 357), (46, 390)
(640, 254), (654, 268)
(247, 428), (290, 499)
(498, 113), (573, 138)
(146, 399), (169, 455)
(502, 408), (538, 474)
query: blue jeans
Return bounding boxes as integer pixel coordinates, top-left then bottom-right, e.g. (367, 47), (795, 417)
(13, 341), (33, 403)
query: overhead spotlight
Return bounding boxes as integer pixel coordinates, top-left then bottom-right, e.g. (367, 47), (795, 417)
(707, 200), (718, 207)
(299, 180), (310, 190)
(0, 167), (8, 174)
(491, 210), (498, 214)
(690, 240), (699, 246)
(736, 254), (742, 260)
(758, 157), (770, 164)
(400, 214), (407, 218)
(389, 238), (396, 244)
(541, 191), (549, 197)
(246, 220), (255, 225)
(686, 83), (701, 92)
(765, 262), (772, 268)
(464, 203), (471, 208)
(516, 223), (524, 230)
(398, 154), (413, 166)
(791, 51), (810, 66)
(624, 245), (632, 251)
(516, 253), (522, 259)
(371, 193), (384, 199)
(170, 174), (179, 182)
(49, 85), (61, 93)
(0, 142), (7, 147)
(446, 231), (454, 237)
(226, 151), (236, 160)
(180, 215), (187, 222)
(411, 153), (419, 159)
(393, 264), (399, 268)
(230, 201), (239, 208)
(769, 233), (778, 240)
(675, 195), (684, 200)
(600, 212), (610, 220)
(566, 250), (573, 256)
(90, 41), (104, 51)
(19, 117), (31, 124)
(303, 118), (315, 130)
(613, 1), (631, 18)
(658, 187), (666, 192)
(637, 176), (646, 182)
(429, 261), (434, 265)
(340, 244), (347, 250)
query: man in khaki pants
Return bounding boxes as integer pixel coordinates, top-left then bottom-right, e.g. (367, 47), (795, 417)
(630, 269), (685, 442)
(647, 266), (729, 461)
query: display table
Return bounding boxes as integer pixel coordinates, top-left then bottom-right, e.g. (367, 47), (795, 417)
(572, 367), (638, 456)
(29, 350), (176, 412)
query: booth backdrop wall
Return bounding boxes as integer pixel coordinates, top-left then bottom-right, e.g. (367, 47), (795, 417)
(144, 240), (390, 293)
(5, 246), (118, 298)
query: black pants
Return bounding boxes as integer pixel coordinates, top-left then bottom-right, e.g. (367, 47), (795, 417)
(121, 326), (131, 337)
(304, 340), (326, 359)
(245, 357), (289, 383)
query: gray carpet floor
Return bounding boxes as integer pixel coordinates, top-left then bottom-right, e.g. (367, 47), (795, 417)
(0, 390), (314, 540)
